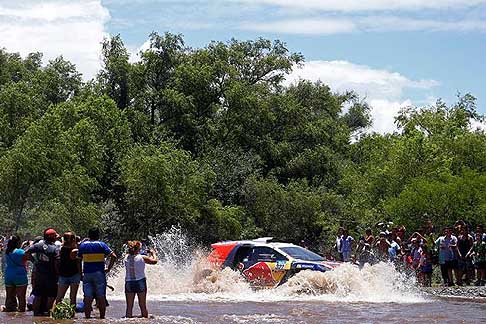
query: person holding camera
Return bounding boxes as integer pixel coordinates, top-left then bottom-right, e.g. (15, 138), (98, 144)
(124, 240), (158, 318)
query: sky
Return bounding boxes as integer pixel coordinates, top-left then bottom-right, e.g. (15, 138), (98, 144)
(0, 0), (485, 133)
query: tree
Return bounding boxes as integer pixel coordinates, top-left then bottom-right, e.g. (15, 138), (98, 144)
(0, 95), (131, 233)
(98, 35), (131, 110)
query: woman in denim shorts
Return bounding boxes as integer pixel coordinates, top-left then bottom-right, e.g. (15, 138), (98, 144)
(2, 235), (28, 312)
(124, 240), (158, 318)
(55, 232), (81, 306)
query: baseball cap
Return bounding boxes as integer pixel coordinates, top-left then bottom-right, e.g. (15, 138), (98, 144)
(44, 228), (58, 237)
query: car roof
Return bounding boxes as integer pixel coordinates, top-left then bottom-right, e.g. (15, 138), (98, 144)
(212, 238), (299, 249)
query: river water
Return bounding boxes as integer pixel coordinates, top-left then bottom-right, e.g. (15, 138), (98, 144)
(1, 229), (485, 323)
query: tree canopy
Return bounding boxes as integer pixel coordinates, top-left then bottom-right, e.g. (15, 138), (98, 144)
(0, 34), (484, 251)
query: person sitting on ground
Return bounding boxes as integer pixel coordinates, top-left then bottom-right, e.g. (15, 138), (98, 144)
(77, 228), (117, 319)
(54, 232), (82, 307)
(467, 229), (486, 286)
(2, 235), (28, 312)
(27, 228), (61, 316)
(124, 240), (158, 318)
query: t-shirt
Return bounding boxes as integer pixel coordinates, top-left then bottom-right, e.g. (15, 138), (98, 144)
(59, 247), (80, 277)
(27, 241), (60, 275)
(411, 246), (422, 264)
(388, 241), (400, 261)
(5, 248), (27, 278)
(78, 240), (112, 274)
(124, 254), (146, 281)
(435, 235), (458, 264)
(335, 235), (343, 253)
(341, 236), (354, 253)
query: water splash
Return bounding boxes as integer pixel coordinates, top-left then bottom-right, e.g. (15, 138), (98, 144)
(107, 227), (426, 304)
(279, 262), (423, 303)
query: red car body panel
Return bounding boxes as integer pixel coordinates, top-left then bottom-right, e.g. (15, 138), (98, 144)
(208, 242), (237, 267)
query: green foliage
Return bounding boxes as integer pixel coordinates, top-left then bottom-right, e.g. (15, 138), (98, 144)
(0, 36), (484, 252)
(0, 94), (131, 234)
(117, 144), (212, 240)
(51, 300), (75, 320)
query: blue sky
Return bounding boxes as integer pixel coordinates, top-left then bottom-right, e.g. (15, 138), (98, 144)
(1, 0), (485, 132)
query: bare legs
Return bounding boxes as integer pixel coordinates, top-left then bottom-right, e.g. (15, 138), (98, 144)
(83, 296), (107, 319)
(3, 286), (18, 312)
(55, 283), (79, 305)
(15, 286), (27, 312)
(125, 291), (148, 318)
(125, 292), (135, 318)
(138, 291), (148, 318)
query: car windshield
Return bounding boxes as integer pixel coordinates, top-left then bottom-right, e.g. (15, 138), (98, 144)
(279, 246), (325, 261)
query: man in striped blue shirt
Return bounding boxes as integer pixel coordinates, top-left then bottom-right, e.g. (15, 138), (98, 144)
(78, 228), (117, 319)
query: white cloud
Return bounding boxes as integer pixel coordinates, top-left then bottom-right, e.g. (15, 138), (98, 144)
(245, 0), (486, 12)
(470, 119), (486, 131)
(127, 40), (151, 63)
(0, 0), (110, 79)
(241, 16), (486, 35)
(287, 61), (438, 101)
(360, 16), (486, 32)
(241, 18), (356, 34)
(368, 99), (412, 134)
(287, 61), (439, 133)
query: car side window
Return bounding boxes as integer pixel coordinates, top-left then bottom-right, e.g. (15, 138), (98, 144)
(252, 247), (287, 262)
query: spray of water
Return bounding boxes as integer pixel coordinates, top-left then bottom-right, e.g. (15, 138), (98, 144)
(107, 227), (426, 303)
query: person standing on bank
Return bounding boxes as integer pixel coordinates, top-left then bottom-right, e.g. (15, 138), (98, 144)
(77, 228), (117, 319)
(435, 227), (459, 286)
(27, 229), (61, 316)
(55, 232), (81, 307)
(2, 235), (28, 312)
(124, 240), (158, 318)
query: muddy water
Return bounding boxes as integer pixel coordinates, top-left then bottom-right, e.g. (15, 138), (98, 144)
(2, 295), (486, 323)
(2, 229), (486, 323)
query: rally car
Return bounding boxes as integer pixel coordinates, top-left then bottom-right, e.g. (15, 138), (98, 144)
(207, 237), (341, 288)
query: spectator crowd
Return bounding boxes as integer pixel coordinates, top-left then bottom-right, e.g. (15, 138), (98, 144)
(1, 220), (485, 319)
(333, 219), (486, 287)
(0, 228), (157, 319)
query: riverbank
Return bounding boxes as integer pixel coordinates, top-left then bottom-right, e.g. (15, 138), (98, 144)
(424, 286), (486, 302)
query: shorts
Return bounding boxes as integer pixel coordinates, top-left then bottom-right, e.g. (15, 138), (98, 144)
(4, 273), (28, 287)
(83, 271), (107, 298)
(125, 278), (147, 293)
(474, 261), (486, 270)
(32, 272), (58, 298)
(444, 260), (458, 270)
(59, 273), (81, 286)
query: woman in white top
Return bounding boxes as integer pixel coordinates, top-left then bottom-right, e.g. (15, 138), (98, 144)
(124, 240), (157, 318)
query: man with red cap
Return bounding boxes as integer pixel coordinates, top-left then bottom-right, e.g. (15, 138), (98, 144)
(27, 228), (61, 316)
